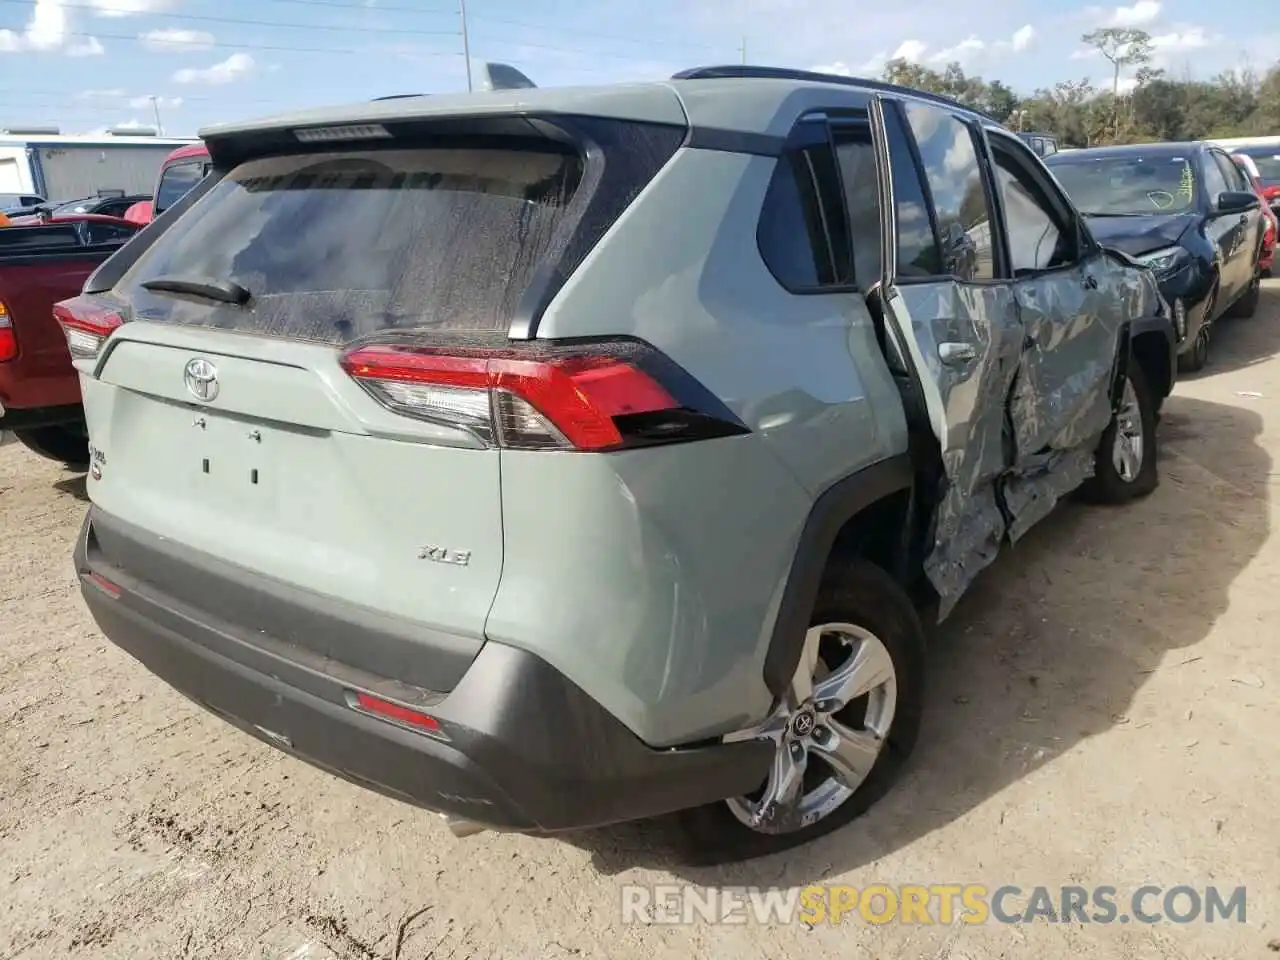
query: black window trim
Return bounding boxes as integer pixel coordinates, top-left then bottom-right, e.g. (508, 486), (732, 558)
(986, 128), (1098, 278)
(755, 109), (865, 296)
(1198, 148), (1229, 213)
(882, 96), (1008, 287)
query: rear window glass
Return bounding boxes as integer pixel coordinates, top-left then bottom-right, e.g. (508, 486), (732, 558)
(117, 145), (583, 342)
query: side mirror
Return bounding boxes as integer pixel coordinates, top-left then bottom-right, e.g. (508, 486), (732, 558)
(1217, 190), (1261, 214)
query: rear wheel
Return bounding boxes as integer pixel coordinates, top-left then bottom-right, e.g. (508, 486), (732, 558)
(1079, 363), (1158, 504)
(673, 560), (925, 864)
(13, 425), (90, 469)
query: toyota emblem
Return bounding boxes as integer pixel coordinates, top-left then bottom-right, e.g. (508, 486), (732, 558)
(184, 357), (219, 402)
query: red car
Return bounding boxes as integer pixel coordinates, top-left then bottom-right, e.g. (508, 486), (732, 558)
(0, 215), (141, 465)
(1232, 154), (1277, 276)
(123, 141), (211, 226)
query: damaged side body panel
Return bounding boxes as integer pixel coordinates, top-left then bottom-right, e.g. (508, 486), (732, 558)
(871, 97), (1166, 618)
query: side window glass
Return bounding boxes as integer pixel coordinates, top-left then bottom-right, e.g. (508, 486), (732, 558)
(1214, 152), (1247, 192)
(757, 120), (853, 290)
(880, 104), (942, 278)
(901, 101), (995, 282)
(831, 124), (883, 289)
(1202, 153), (1230, 202)
(992, 142), (1077, 274)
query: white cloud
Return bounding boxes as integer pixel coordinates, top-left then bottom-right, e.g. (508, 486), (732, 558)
(892, 39), (928, 62)
(113, 117), (149, 129)
(66, 36), (104, 56)
(1105, 0), (1161, 26)
(1009, 25), (1035, 52)
(76, 87), (126, 98)
(0, 0), (107, 56)
(1071, 47), (1099, 60)
(128, 93), (182, 108)
(928, 35), (984, 65)
(173, 52), (254, 85)
(1149, 27), (1213, 54)
(141, 27), (214, 51)
(86, 0), (169, 17)
(810, 58), (883, 77)
(1116, 76), (1140, 93)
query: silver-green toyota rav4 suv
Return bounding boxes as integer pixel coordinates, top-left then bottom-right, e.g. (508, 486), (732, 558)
(65, 66), (1176, 863)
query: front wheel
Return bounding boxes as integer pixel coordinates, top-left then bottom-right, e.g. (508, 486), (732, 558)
(673, 561), (925, 864)
(13, 425), (90, 469)
(1079, 364), (1158, 504)
(1227, 270), (1261, 319)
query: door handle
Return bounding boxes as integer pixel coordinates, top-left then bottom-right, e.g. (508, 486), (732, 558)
(938, 341), (978, 365)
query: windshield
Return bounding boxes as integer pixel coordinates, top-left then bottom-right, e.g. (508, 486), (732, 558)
(1048, 154), (1197, 215)
(1236, 147), (1280, 185)
(53, 200), (91, 216)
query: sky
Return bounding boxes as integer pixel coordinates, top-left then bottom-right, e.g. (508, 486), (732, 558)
(0, 0), (1274, 137)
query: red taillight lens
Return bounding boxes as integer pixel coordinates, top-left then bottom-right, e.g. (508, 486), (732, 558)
(348, 690), (444, 737)
(0, 300), (14, 362)
(53, 295), (125, 361)
(341, 342), (694, 452)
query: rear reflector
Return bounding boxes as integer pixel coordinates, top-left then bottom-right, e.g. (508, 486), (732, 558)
(347, 690), (446, 737)
(341, 343), (690, 451)
(85, 571), (121, 598)
(54, 295), (125, 361)
(0, 301), (14, 362)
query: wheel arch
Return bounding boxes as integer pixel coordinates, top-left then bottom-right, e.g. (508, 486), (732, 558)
(761, 454), (915, 699)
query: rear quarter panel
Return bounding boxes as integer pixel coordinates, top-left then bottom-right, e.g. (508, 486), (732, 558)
(502, 147), (910, 746)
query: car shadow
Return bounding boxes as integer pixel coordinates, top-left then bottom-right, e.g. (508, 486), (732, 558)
(560, 393), (1269, 886)
(1179, 280), (1280, 380)
(53, 473), (89, 502)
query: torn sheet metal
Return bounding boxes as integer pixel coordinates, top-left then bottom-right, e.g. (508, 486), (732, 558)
(882, 280), (1024, 619)
(884, 253), (1164, 621)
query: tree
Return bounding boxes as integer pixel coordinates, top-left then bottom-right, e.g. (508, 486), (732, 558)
(1081, 27), (1154, 137)
(875, 51), (1280, 148)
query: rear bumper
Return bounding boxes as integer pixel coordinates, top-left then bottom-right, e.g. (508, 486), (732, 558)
(74, 507), (770, 833)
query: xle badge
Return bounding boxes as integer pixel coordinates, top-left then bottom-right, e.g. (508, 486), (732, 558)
(419, 545), (471, 566)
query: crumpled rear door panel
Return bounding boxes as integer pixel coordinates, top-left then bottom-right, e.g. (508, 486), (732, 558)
(881, 280), (1022, 615)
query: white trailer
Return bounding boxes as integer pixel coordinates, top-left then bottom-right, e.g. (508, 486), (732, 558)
(0, 128), (197, 202)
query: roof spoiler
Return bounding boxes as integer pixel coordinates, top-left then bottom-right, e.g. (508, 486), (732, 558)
(479, 62), (537, 91)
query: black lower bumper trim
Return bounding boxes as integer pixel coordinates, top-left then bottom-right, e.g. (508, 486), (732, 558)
(0, 403), (83, 431)
(75, 509), (772, 832)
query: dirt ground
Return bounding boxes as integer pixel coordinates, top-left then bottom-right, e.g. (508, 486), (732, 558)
(2, 287), (1280, 960)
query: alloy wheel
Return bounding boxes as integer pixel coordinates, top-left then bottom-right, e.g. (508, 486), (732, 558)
(1111, 376), (1145, 482)
(724, 622), (897, 835)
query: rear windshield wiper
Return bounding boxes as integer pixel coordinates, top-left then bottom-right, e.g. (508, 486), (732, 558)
(141, 274), (251, 306)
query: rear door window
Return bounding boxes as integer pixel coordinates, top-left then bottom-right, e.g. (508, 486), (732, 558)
(117, 145), (585, 341)
(901, 101), (997, 281)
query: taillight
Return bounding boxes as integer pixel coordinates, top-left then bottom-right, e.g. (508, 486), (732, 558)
(0, 300), (14, 362)
(53, 294), (125, 361)
(340, 339), (748, 452)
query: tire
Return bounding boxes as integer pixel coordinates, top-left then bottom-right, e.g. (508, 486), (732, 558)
(1176, 285), (1216, 374)
(672, 560), (926, 864)
(13, 425), (90, 469)
(1226, 270), (1261, 319)
(1078, 363), (1158, 505)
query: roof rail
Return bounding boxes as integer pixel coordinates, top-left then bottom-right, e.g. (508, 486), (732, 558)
(670, 65), (999, 123)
